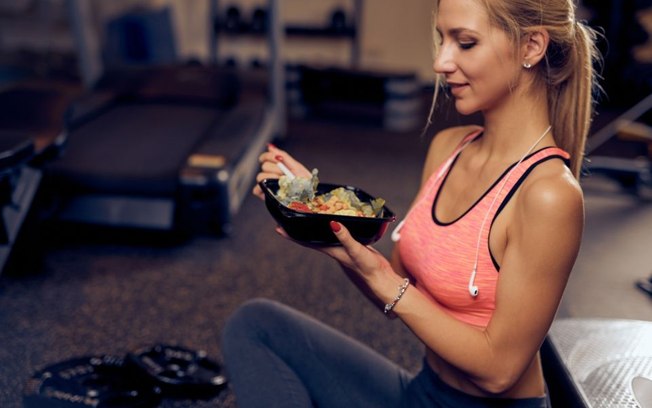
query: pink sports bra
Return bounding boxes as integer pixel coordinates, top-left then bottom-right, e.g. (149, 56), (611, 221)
(397, 130), (570, 327)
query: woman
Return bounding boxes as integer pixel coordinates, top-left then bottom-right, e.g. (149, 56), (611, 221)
(222, 0), (600, 406)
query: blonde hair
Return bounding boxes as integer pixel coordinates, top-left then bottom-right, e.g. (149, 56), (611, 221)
(429, 0), (601, 179)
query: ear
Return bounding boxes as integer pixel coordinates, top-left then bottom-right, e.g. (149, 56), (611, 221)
(521, 28), (549, 67)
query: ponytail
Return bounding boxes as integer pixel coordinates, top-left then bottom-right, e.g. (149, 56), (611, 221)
(547, 21), (601, 179)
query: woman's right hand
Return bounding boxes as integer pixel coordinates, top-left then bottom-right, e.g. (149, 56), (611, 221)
(252, 143), (311, 200)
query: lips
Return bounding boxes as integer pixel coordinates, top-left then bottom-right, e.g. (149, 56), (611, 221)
(447, 82), (468, 95)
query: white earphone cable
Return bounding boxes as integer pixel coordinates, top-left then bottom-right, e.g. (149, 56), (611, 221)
(468, 125), (551, 296)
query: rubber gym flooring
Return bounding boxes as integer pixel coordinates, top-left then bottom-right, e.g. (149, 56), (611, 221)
(0, 107), (651, 407)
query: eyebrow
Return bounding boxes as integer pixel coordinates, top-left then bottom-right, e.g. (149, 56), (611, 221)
(436, 26), (481, 37)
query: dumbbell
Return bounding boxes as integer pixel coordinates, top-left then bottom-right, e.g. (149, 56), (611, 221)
(330, 9), (348, 33)
(223, 5), (242, 33)
(250, 7), (268, 34)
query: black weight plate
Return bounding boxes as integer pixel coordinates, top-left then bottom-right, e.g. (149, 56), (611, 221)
(250, 7), (268, 33)
(223, 6), (242, 33)
(330, 9), (347, 32)
(23, 355), (162, 408)
(126, 344), (227, 399)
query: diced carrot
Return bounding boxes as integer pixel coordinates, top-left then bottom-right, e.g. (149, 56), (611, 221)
(288, 201), (312, 213)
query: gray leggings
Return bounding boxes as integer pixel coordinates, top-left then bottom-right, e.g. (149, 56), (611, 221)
(220, 298), (549, 408)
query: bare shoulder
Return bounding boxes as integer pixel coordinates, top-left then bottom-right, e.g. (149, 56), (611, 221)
(518, 159), (584, 223)
(421, 125), (482, 184)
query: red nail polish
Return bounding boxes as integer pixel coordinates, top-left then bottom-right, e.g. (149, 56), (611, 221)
(268, 143), (277, 149)
(330, 221), (341, 232)
(275, 155), (284, 162)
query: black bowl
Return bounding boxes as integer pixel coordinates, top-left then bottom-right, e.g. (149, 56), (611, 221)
(259, 179), (396, 245)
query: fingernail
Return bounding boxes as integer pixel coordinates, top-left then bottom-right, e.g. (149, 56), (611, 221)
(275, 155), (284, 162)
(268, 143), (277, 149)
(330, 221), (341, 232)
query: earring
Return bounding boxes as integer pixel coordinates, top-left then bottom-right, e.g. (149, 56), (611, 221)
(523, 62), (532, 69)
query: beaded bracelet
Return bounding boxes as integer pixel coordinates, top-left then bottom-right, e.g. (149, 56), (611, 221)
(383, 278), (411, 315)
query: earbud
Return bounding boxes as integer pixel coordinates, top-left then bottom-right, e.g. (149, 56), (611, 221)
(468, 268), (479, 297)
(391, 219), (405, 242)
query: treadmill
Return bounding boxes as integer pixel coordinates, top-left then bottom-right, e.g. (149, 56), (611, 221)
(0, 80), (80, 274)
(41, 0), (286, 236)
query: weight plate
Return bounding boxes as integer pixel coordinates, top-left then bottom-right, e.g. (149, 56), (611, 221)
(126, 344), (227, 399)
(250, 7), (268, 33)
(23, 355), (162, 408)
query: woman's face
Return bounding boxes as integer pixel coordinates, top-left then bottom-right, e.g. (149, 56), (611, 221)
(433, 0), (521, 116)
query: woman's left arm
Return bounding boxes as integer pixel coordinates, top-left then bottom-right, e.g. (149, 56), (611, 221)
(468, 170), (584, 391)
(322, 169), (584, 394)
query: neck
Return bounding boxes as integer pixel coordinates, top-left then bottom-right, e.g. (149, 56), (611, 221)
(479, 86), (551, 157)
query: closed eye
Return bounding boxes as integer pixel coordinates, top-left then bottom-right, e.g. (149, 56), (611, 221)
(459, 42), (476, 50)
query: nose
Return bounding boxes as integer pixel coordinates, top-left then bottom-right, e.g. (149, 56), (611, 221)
(433, 44), (455, 74)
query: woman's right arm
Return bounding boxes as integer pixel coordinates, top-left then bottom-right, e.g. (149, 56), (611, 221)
(252, 144), (393, 309)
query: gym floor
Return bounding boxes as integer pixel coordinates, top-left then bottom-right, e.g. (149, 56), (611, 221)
(0, 102), (651, 407)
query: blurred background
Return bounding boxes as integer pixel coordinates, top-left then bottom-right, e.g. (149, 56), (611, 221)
(0, 1), (650, 407)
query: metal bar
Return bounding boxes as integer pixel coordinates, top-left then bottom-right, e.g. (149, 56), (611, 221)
(587, 93), (652, 154)
(66, 0), (103, 88)
(351, 0), (363, 67)
(209, 0), (219, 65)
(267, 0), (285, 136)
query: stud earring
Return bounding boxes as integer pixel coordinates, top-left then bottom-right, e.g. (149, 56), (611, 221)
(523, 62), (532, 69)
